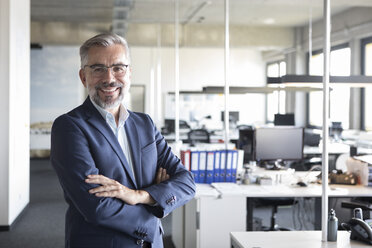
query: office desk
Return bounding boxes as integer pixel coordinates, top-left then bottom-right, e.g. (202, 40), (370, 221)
(172, 183), (372, 248)
(304, 142), (350, 155)
(215, 183), (372, 231)
(163, 130), (239, 142)
(230, 231), (367, 248)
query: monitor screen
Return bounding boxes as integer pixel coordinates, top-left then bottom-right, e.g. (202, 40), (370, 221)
(164, 119), (175, 133)
(164, 119), (190, 133)
(221, 111), (239, 123)
(255, 127), (304, 161)
(238, 129), (255, 163)
(274, 113), (295, 126)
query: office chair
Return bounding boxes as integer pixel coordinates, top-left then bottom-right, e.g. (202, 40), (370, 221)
(256, 198), (296, 231)
(341, 198), (372, 220)
(187, 129), (210, 146)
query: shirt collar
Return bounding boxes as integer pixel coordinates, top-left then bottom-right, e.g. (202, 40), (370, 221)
(90, 96), (129, 127)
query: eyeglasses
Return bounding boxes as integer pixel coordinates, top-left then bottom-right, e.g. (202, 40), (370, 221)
(84, 64), (129, 78)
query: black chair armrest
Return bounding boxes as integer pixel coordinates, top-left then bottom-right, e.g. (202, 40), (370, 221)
(341, 201), (372, 211)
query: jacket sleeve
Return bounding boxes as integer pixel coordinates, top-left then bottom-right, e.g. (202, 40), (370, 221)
(50, 115), (158, 243)
(142, 116), (196, 218)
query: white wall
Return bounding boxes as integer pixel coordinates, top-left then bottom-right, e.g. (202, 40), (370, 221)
(0, 0), (30, 227)
(0, 0), (11, 226)
(130, 46), (266, 126)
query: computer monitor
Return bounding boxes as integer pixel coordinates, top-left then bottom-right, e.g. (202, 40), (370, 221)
(274, 113), (295, 126)
(163, 119), (190, 133)
(255, 127), (304, 168)
(221, 111), (239, 123)
(238, 128), (255, 163)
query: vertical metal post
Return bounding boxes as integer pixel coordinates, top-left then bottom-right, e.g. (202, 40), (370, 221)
(174, 0), (180, 143)
(156, 24), (162, 128)
(321, 0), (331, 242)
(224, 0), (230, 149)
(309, 7), (313, 73)
(150, 60), (155, 118)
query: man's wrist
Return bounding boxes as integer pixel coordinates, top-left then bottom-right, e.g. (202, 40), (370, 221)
(136, 190), (156, 205)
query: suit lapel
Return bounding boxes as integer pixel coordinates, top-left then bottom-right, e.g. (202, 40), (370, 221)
(124, 114), (143, 188)
(82, 98), (138, 188)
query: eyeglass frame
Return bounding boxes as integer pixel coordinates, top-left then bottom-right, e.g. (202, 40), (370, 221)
(83, 63), (129, 78)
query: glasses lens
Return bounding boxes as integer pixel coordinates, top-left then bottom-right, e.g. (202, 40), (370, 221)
(112, 65), (126, 76)
(91, 66), (106, 77)
(89, 65), (127, 77)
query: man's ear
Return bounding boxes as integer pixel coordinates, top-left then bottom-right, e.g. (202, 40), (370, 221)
(128, 66), (132, 81)
(79, 69), (87, 88)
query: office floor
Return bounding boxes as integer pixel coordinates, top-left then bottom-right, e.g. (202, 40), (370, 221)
(0, 159), (317, 248)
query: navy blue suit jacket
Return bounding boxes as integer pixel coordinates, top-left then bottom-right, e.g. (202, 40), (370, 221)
(50, 97), (195, 248)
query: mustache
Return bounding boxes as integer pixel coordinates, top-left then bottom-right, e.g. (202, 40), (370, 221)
(95, 82), (123, 90)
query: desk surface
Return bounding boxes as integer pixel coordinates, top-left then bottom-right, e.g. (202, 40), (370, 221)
(163, 130), (239, 141)
(196, 182), (372, 198)
(304, 142), (351, 155)
(231, 231), (366, 248)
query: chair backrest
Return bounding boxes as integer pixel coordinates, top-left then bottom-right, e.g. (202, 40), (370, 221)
(187, 129), (210, 145)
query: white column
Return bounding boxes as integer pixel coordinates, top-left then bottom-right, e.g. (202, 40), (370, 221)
(155, 24), (163, 128)
(0, 0), (30, 228)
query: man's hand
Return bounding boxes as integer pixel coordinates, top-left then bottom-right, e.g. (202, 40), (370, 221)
(85, 175), (155, 205)
(156, 167), (170, 184)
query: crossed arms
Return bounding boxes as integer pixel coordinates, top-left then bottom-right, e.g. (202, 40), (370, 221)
(85, 167), (170, 205)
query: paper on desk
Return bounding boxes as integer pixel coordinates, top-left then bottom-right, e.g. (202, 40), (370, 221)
(211, 182), (245, 196)
(195, 183), (220, 198)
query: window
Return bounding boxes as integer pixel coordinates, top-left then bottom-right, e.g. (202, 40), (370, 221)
(308, 45), (351, 129)
(266, 61), (286, 122)
(362, 37), (372, 131)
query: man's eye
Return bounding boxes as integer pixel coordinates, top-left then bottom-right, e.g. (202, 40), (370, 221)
(93, 67), (106, 73)
(113, 66), (125, 72)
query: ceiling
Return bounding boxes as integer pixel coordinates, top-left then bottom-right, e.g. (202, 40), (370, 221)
(31, 0), (372, 28)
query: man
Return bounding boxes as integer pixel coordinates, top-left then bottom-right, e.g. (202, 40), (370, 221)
(50, 33), (195, 248)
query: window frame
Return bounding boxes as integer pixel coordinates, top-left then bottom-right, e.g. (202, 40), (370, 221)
(266, 60), (286, 123)
(360, 36), (372, 130)
(306, 43), (350, 129)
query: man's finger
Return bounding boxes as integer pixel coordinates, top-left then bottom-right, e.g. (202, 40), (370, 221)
(156, 167), (163, 184)
(86, 175), (115, 185)
(161, 168), (167, 179)
(89, 185), (118, 194)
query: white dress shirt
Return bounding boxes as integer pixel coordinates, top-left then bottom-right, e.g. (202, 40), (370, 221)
(91, 98), (136, 184)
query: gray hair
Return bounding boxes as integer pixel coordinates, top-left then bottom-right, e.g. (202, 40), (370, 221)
(79, 33), (131, 68)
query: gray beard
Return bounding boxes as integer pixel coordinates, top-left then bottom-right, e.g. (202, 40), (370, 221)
(88, 84), (125, 110)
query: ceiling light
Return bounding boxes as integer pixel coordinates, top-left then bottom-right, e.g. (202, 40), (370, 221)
(263, 18), (275, 25)
(267, 75), (372, 88)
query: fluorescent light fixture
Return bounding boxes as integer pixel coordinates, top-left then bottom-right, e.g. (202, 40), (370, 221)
(267, 74), (372, 88)
(263, 18), (275, 25)
(202, 86), (321, 94)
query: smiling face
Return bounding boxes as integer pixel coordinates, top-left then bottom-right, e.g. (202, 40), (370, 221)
(79, 44), (131, 112)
